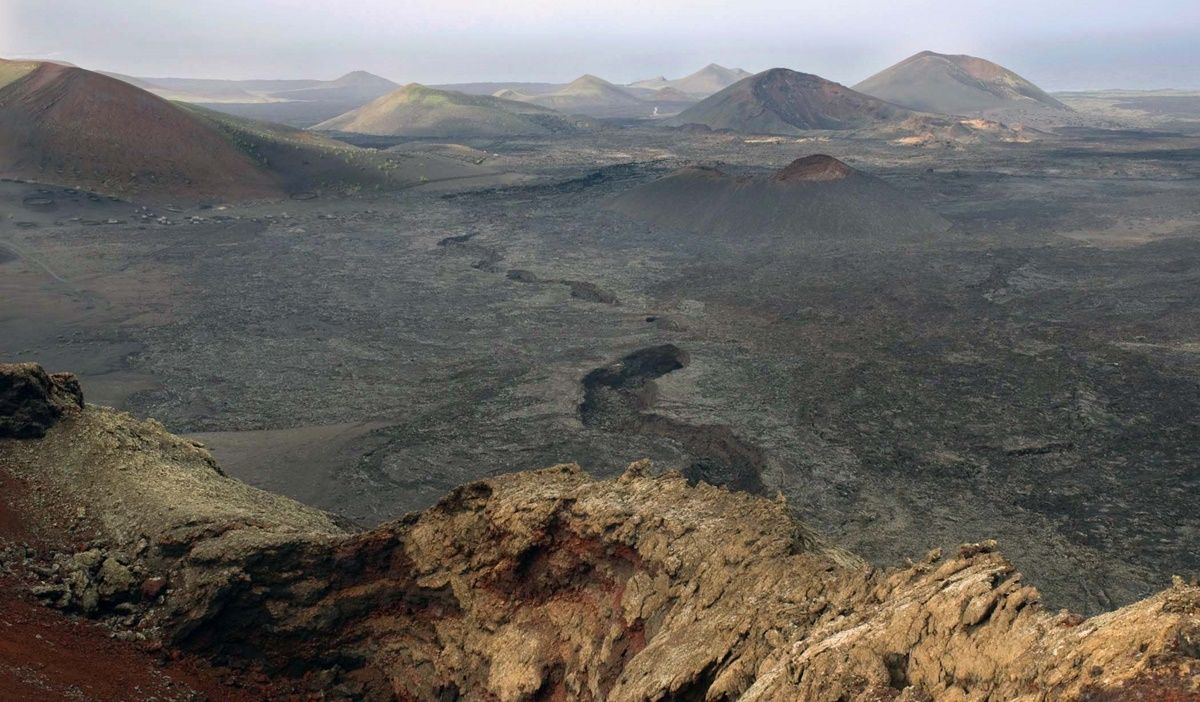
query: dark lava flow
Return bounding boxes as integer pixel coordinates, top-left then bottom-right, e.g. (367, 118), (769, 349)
(579, 345), (767, 494)
(438, 234), (616, 301)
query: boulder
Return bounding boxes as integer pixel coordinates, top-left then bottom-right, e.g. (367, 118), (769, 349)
(97, 557), (136, 599)
(0, 363), (84, 438)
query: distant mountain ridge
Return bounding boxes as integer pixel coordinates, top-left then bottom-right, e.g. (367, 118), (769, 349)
(499, 74), (695, 119)
(102, 66), (743, 123)
(103, 70), (398, 105)
(268, 71), (400, 104)
(630, 64), (753, 97)
(501, 75), (645, 113)
(428, 64), (751, 105)
(429, 81), (563, 97)
(314, 83), (587, 137)
(96, 70), (403, 128)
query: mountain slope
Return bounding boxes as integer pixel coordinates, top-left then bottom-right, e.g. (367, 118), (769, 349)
(666, 68), (911, 134)
(631, 63), (753, 97)
(853, 51), (1069, 115)
(0, 59), (495, 200)
(0, 60), (45, 89)
(314, 83), (583, 137)
(0, 59), (281, 199)
(189, 104), (497, 192)
(609, 155), (949, 243)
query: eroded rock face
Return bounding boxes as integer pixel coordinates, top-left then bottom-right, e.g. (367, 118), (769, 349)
(144, 463), (856, 700)
(148, 467), (1199, 702)
(1, 381), (1198, 701)
(0, 363), (83, 438)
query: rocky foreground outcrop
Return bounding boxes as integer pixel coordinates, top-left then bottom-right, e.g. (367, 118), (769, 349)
(1, 363), (1198, 701)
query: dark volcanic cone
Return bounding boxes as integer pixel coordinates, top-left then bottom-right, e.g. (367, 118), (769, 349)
(665, 68), (911, 134)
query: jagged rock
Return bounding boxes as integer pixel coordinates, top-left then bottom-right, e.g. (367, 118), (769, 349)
(72, 548), (104, 571)
(30, 582), (71, 608)
(79, 585), (100, 613)
(2, 397), (1199, 700)
(0, 362), (84, 438)
(97, 556), (135, 599)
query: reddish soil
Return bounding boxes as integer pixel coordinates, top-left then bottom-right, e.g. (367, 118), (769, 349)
(0, 576), (265, 702)
(2, 462), (269, 700)
(0, 464), (91, 552)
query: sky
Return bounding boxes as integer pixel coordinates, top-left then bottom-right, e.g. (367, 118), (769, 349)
(3, 0), (1199, 89)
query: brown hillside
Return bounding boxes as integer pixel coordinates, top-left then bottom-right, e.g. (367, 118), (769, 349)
(0, 60), (281, 199)
(853, 51), (1070, 115)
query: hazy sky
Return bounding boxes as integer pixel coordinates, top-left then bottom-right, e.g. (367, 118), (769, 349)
(3, 0), (1199, 89)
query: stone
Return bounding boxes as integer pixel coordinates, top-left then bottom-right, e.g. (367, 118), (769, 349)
(72, 549), (104, 571)
(97, 557), (135, 598)
(0, 363), (84, 438)
(79, 586), (100, 613)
